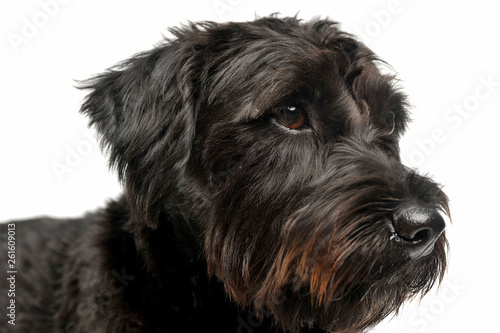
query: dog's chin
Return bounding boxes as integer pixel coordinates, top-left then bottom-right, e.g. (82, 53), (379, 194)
(264, 273), (441, 333)
(256, 283), (405, 333)
(246, 238), (447, 333)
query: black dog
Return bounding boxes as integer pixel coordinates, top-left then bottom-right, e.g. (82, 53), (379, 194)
(0, 16), (449, 333)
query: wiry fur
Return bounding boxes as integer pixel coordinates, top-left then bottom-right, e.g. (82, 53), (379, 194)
(0, 16), (448, 333)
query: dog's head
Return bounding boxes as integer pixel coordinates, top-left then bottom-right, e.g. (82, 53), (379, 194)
(81, 16), (449, 333)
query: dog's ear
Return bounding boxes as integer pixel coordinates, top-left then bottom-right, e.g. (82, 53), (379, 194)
(79, 41), (199, 228)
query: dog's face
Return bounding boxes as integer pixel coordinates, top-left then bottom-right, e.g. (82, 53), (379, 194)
(81, 17), (449, 332)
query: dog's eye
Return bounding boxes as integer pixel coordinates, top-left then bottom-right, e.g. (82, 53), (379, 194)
(274, 106), (306, 130)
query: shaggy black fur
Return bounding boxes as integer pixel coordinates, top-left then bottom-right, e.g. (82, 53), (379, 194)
(0, 16), (449, 333)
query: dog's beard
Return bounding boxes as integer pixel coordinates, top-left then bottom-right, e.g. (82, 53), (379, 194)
(203, 140), (448, 332)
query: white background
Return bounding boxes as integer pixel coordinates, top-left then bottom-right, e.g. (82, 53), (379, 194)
(1, 0), (499, 332)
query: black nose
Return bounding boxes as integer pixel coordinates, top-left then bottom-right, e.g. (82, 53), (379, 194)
(391, 205), (446, 259)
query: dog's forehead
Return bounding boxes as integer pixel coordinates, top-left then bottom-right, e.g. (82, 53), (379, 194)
(194, 19), (407, 135)
(206, 38), (359, 118)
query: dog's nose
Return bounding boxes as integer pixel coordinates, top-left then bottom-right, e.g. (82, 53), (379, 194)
(391, 205), (446, 259)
